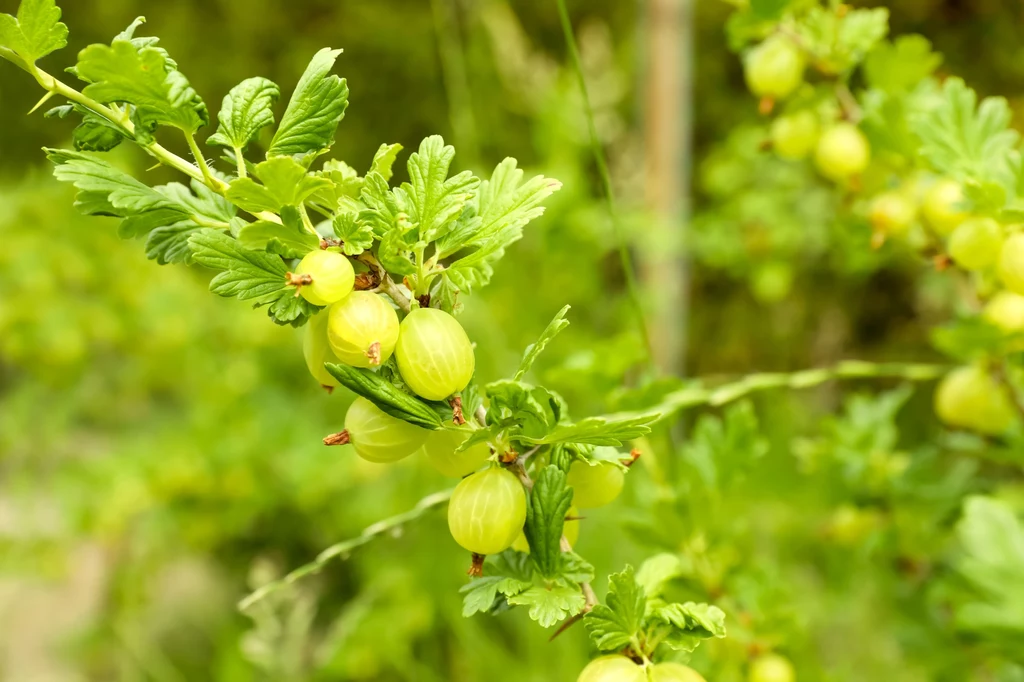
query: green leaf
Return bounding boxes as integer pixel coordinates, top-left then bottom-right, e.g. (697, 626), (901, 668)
(324, 364), (444, 429)
(684, 401), (769, 492)
(187, 228), (318, 326)
(145, 222), (201, 265)
(314, 159), (364, 209)
(460, 551), (534, 617)
(797, 7), (888, 74)
(238, 218), (318, 258)
(0, 0), (68, 63)
(76, 40), (208, 134)
(485, 380), (551, 433)
(560, 551), (596, 584)
(268, 48), (349, 158)
(370, 142), (403, 181)
(47, 148), (179, 215)
(655, 602), (727, 640)
(515, 305), (570, 380)
(440, 159), (561, 291)
(332, 212), (374, 256)
(636, 554), (685, 599)
(208, 77), (281, 151)
(226, 156), (333, 214)
(523, 467), (574, 578)
(863, 35), (941, 93)
(916, 77), (1020, 185)
(507, 585), (586, 629)
(585, 565), (646, 652)
(519, 412), (657, 447)
(396, 135), (479, 243)
(931, 317), (1011, 362)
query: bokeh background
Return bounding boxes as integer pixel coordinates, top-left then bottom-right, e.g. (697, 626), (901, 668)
(1, 0), (1023, 680)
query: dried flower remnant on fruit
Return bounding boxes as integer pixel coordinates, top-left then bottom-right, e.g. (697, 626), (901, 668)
(365, 341), (382, 366)
(286, 271), (313, 297)
(323, 430), (350, 446)
(468, 553), (485, 577)
(450, 396), (466, 425)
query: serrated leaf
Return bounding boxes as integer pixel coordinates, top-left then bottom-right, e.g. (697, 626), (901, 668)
(798, 7), (888, 74)
(324, 364), (444, 429)
(332, 212), (374, 255)
(226, 156), (333, 213)
(460, 551), (534, 617)
(76, 40), (208, 134)
(268, 48), (349, 158)
(560, 551), (596, 584)
(515, 305), (570, 380)
(519, 412), (658, 447)
(655, 602), (727, 639)
(370, 143), (403, 181)
(187, 228), (318, 326)
(0, 0), (68, 64)
(440, 159), (561, 291)
(238, 218), (318, 258)
(47, 103), (130, 152)
(208, 77), (281, 151)
(585, 565), (646, 652)
(916, 78), (1020, 185)
(684, 401), (769, 492)
(486, 379), (551, 433)
(145, 222), (201, 265)
(507, 585), (586, 628)
(863, 35), (941, 93)
(523, 467), (573, 578)
(396, 135), (479, 243)
(636, 554), (685, 598)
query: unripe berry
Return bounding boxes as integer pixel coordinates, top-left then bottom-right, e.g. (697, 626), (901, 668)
(302, 311), (341, 388)
(770, 110), (818, 160)
(447, 467), (527, 555)
(291, 250), (355, 306)
(344, 397), (428, 463)
(327, 292), (400, 367)
(948, 218), (1004, 271)
(744, 35), (805, 100)
(651, 663), (708, 682)
(749, 654), (795, 682)
(814, 123), (870, 182)
(577, 656), (646, 682)
(566, 460), (624, 509)
(934, 366), (1016, 435)
(998, 233), (1024, 295)
(869, 191), (917, 236)
(922, 179), (969, 236)
(983, 291), (1024, 333)
(396, 307), (475, 401)
(421, 427), (492, 478)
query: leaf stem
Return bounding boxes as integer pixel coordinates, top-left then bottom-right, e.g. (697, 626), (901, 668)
(554, 0), (655, 372)
(297, 204), (318, 236)
(232, 145), (248, 179)
(184, 131), (215, 186)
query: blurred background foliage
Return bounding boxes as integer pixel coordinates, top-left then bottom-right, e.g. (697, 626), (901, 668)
(1, 0), (1023, 680)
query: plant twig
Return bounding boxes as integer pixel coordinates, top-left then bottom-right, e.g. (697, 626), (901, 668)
(238, 489), (453, 612)
(357, 251), (412, 313)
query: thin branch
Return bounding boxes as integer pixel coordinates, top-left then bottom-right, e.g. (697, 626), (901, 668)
(238, 489), (453, 612)
(357, 251), (412, 313)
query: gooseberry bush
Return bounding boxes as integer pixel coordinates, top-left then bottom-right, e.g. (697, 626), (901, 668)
(0, 0), (724, 678)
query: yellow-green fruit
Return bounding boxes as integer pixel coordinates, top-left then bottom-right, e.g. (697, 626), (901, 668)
(512, 506), (580, 552)
(934, 366), (1016, 435)
(744, 35), (805, 100)
(567, 461), (625, 509)
(577, 656), (646, 682)
(750, 654), (795, 682)
(770, 110), (818, 160)
(983, 291), (1024, 333)
(869, 191), (917, 236)
(948, 218), (1003, 271)
(922, 179), (969, 236)
(302, 311), (341, 387)
(650, 663), (708, 682)
(814, 123), (870, 182)
(293, 250), (355, 306)
(327, 292), (400, 368)
(345, 397), (428, 463)
(395, 307), (475, 401)
(998, 233), (1024, 295)
(447, 467), (527, 555)
(421, 427), (492, 478)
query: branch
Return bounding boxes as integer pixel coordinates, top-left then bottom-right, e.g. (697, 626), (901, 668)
(357, 251), (412, 313)
(238, 488), (453, 612)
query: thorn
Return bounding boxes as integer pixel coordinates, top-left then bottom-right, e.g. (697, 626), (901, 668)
(321, 385), (335, 394)
(365, 341), (382, 366)
(467, 553), (485, 577)
(550, 612), (585, 641)
(323, 430), (350, 446)
(28, 90), (56, 116)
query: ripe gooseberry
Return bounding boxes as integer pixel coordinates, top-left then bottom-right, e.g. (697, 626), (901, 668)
(650, 663), (708, 682)
(512, 506), (580, 552)
(576, 656), (646, 682)
(983, 291), (1024, 333)
(998, 233), (1024, 295)
(814, 123), (870, 182)
(344, 397), (428, 463)
(869, 191), (917, 236)
(395, 307), (475, 401)
(749, 654), (795, 682)
(948, 218), (1003, 271)
(447, 466), (526, 555)
(327, 291), (400, 367)
(421, 427), (492, 478)
(744, 35), (805, 101)
(290, 250), (355, 306)
(302, 310), (341, 388)
(566, 460), (625, 509)
(770, 110), (818, 160)
(922, 179), (969, 236)
(934, 366), (1016, 435)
